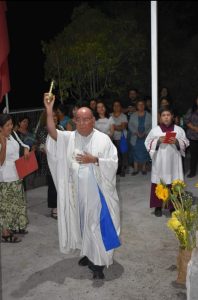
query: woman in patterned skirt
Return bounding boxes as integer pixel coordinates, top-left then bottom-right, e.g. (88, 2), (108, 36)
(0, 114), (29, 243)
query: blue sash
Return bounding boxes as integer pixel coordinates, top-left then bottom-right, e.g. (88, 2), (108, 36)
(98, 187), (121, 251)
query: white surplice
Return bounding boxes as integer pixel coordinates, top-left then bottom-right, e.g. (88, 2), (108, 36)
(46, 129), (120, 267)
(145, 125), (189, 184)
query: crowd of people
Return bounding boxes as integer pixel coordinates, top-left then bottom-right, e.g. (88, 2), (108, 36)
(0, 87), (198, 278)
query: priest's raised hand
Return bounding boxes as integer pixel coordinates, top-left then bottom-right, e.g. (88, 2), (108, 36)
(43, 93), (57, 141)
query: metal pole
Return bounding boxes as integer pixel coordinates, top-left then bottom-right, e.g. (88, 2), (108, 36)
(5, 93), (9, 113)
(151, 1), (158, 128)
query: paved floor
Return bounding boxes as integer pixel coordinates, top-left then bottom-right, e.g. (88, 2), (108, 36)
(1, 172), (198, 300)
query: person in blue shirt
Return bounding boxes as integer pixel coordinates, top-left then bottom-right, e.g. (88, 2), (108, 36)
(56, 104), (70, 130)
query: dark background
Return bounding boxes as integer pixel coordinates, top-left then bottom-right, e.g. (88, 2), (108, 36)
(1, 1), (198, 113)
(4, 1), (82, 111)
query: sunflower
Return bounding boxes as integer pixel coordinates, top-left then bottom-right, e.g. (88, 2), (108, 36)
(167, 217), (181, 231)
(172, 179), (186, 194)
(155, 183), (169, 202)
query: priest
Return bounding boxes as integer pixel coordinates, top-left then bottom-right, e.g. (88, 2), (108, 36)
(145, 107), (189, 217)
(44, 93), (121, 279)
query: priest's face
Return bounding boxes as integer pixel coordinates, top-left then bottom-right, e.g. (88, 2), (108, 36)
(160, 111), (173, 126)
(75, 107), (95, 136)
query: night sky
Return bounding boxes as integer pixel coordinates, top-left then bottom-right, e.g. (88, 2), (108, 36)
(4, 1), (81, 111)
(2, 1), (198, 112)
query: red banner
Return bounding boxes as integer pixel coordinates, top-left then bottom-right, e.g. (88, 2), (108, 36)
(0, 1), (10, 102)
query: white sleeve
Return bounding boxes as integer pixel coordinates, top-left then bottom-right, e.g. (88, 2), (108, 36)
(176, 126), (189, 157)
(144, 129), (159, 159)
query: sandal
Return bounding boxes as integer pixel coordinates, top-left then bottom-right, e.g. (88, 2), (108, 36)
(1, 232), (21, 243)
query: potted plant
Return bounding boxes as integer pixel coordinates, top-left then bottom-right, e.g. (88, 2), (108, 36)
(155, 180), (198, 286)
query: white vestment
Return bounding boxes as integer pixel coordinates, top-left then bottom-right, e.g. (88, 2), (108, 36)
(46, 129), (120, 267)
(145, 125), (189, 184)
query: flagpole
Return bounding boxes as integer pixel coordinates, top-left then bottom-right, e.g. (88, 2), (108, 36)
(5, 93), (9, 113)
(151, 1), (158, 128)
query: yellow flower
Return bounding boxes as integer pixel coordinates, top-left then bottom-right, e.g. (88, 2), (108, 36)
(155, 184), (169, 202)
(171, 179), (186, 194)
(172, 179), (185, 188)
(195, 182), (198, 188)
(167, 217), (181, 231)
(171, 210), (181, 219)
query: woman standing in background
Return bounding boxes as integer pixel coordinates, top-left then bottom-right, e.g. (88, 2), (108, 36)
(95, 101), (114, 138)
(16, 115), (37, 150)
(56, 104), (70, 130)
(128, 100), (152, 175)
(109, 100), (128, 177)
(66, 104), (79, 131)
(36, 110), (64, 219)
(184, 96), (198, 178)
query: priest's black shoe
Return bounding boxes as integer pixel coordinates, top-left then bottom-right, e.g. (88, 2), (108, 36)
(93, 270), (105, 280)
(88, 262), (105, 279)
(78, 256), (89, 266)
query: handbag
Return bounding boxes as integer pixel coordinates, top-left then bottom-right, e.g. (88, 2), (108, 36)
(15, 151), (38, 179)
(119, 131), (128, 154)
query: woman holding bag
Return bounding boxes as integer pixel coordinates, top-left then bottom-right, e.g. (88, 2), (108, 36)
(0, 114), (29, 243)
(128, 99), (152, 175)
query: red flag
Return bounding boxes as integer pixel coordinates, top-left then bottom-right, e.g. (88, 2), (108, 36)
(0, 1), (10, 103)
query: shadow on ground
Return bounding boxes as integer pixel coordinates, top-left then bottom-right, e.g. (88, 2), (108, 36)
(11, 258), (124, 298)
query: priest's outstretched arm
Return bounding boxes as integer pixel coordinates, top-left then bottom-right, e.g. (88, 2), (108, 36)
(43, 93), (57, 141)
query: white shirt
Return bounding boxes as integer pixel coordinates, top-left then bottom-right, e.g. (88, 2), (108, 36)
(109, 113), (128, 140)
(0, 135), (20, 182)
(95, 117), (114, 136)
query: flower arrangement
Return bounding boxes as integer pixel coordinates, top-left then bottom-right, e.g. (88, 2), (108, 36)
(155, 180), (198, 251)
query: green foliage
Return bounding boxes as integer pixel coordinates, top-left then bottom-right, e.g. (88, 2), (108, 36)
(42, 3), (147, 103)
(168, 182), (198, 250)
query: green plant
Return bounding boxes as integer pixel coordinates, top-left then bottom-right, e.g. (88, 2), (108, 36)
(156, 180), (198, 250)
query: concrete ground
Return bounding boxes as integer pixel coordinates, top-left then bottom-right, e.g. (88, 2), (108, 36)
(1, 172), (198, 300)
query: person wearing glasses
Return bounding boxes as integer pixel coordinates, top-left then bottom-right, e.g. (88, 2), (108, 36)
(44, 93), (121, 280)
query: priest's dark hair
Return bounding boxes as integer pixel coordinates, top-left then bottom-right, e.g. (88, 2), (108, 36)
(0, 113), (12, 127)
(159, 106), (174, 116)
